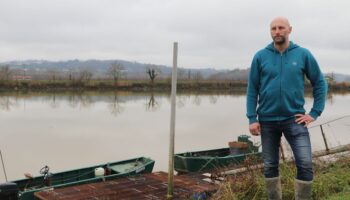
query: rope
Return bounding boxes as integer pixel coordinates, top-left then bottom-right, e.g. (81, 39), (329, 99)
(327, 123), (340, 147)
(307, 114), (350, 152)
(309, 115), (350, 129)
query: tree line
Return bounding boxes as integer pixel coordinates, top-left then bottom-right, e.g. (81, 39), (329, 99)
(0, 61), (209, 85)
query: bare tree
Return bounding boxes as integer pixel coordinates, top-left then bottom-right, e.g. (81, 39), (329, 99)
(178, 68), (187, 80)
(0, 65), (12, 82)
(146, 65), (161, 84)
(48, 69), (60, 82)
(187, 69), (192, 80)
(66, 67), (76, 81)
(193, 71), (203, 83)
(108, 61), (125, 86)
(78, 69), (93, 84)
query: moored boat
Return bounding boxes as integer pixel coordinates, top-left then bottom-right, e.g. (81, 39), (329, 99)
(0, 157), (155, 200)
(174, 135), (261, 173)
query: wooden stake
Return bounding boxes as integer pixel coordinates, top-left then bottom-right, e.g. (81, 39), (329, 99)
(1, 150), (8, 182)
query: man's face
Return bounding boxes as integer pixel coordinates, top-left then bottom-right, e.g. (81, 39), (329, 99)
(270, 19), (292, 45)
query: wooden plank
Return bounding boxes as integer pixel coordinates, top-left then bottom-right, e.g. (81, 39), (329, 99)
(313, 144), (350, 157)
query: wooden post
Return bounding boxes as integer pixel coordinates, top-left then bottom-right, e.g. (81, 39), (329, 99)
(280, 143), (285, 162)
(0, 150), (8, 182)
(167, 42), (178, 199)
(320, 125), (330, 153)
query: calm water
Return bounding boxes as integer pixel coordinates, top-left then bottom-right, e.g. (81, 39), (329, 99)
(1, 91), (350, 181)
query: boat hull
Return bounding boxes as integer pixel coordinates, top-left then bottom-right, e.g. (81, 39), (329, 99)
(174, 148), (262, 173)
(11, 157), (154, 200)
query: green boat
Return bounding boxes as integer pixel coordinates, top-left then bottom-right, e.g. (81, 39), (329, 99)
(0, 157), (155, 200)
(174, 135), (261, 173)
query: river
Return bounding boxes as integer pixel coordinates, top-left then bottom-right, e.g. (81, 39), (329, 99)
(0, 91), (349, 181)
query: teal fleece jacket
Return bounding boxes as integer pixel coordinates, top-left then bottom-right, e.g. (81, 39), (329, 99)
(246, 42), (327, 124)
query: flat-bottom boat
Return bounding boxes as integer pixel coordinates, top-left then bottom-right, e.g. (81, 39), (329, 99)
(174, 135), (261, 173)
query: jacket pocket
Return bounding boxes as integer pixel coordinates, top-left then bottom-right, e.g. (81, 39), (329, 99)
(281, 90), (304, 114)
(258, 89), (279, 115)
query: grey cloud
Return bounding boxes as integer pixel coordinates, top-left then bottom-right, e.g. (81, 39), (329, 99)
(0, 0), (350, 74)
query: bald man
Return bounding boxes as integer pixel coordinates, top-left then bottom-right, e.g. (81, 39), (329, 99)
(246, 17), (327, 200)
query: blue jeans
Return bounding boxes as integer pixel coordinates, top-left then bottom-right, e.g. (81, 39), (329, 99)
(260, 118), (313, 181)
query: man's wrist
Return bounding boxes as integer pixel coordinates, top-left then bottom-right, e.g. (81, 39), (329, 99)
(249, 118), (258, 124)
(309, 111), (319, 120)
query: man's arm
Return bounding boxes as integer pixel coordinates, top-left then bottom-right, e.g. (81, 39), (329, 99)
(304, 50), (328, 120)
(246, 54), (260, 124)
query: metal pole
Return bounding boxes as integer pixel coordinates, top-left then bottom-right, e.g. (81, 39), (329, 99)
(167, 42), (178, 199)
(308, 115), (350, 129)
(0, 150), (8, 182)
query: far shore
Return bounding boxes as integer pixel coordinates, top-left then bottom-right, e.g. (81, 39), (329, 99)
(0, 79), (349, 93)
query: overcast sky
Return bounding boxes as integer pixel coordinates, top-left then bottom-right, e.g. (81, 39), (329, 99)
(1, 0), (350, 74)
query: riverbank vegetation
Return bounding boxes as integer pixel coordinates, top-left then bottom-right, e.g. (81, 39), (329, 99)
(0, 79), (349, 92)
(210, 155), (350, 200)
(0, 79), (249, 92)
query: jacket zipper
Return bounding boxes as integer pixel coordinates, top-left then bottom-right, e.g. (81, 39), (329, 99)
(279, 53), (283, 121)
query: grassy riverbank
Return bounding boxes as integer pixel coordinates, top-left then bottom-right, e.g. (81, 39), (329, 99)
(210, 155), (350, 200)
(0, 79), (349, 92)
(0, 79), (248, 92)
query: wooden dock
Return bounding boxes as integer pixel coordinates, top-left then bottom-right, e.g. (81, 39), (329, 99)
(34, 172), (218, 200)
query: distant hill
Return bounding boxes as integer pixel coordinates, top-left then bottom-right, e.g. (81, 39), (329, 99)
(208, 68), (249, 81)
(2, 59), (167, 79)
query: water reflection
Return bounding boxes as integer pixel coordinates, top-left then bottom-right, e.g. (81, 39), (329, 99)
(177, 94), (188, 108)
(68, 94), (94, 109)
(209, 95), (218, 104)
(0, 95), (20, 111)
(192, 94), (201, 105)
(46, 93), (61, 109)
(0, 90), (348, 113)
(146, 93), (160, 112)
(108, 92), (125, 116)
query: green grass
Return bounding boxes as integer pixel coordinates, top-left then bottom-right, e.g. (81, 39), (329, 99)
(0, 79), (249, 92)
(325, 185), (350, 199)
(326, 191), (350, 200)
(210, 156), (350, 200)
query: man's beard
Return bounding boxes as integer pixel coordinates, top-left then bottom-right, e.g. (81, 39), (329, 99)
(273, 36), (286, 45)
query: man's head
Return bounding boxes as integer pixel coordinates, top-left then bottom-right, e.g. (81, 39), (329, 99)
(270, 17), (292, 45)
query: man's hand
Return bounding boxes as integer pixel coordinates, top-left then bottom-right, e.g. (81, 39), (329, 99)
(295, 114), (315, 127)
(249, 122), (261, 136)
